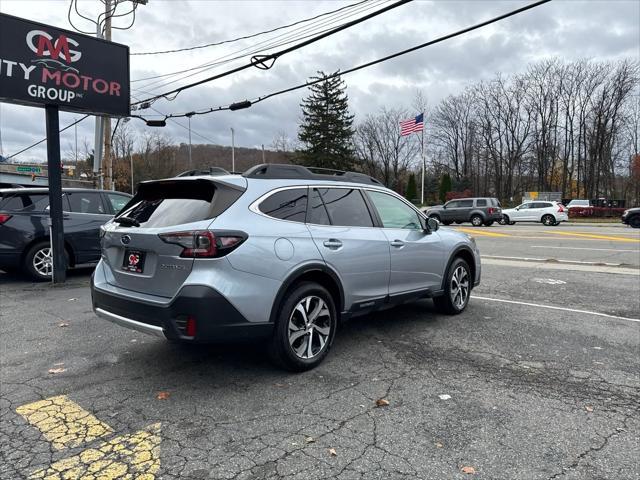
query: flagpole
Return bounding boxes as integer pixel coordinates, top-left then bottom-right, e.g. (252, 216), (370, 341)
(420, 114), (425, 205)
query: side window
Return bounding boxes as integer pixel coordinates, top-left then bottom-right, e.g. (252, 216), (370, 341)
(459, 200), (473, 207)
(367, 191), (422, 229)
(518, 203), (530, 210)
(476, 199), (487, 207)
(308, 189), (331, 225)
(446, 201), (459, 208)
(312, 188), (374, 227)
(106, 194), (130, 215)
(67, 192), (107, 214)
(259, 188), (308, 222)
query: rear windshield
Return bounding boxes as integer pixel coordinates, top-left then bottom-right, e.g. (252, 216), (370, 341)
(117, 179), (243, 228)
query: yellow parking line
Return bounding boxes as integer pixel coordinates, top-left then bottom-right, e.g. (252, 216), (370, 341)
(455, 227), (511, 238)
(16, 395), (114, 450)
(543, 231), (640, 243)
(28, 423), (161, 480)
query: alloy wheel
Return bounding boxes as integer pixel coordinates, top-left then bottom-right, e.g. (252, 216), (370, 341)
(32, 247), (53, 277)
(288, 296), (332, 359)
(450, 265), (469, 310)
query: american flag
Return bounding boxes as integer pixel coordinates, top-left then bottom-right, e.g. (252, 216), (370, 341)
(400, 113), (424, 136)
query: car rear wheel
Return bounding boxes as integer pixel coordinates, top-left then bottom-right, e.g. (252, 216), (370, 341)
(434, 257), (471, 315)
(542, 214), (556, 226)
(268, 282), (337, 372)
(629, 216), (640, 228)
(23, 240), (67, 282)
(471, 215), (483, 227)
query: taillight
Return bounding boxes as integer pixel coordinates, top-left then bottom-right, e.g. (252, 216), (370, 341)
(557, 205), (565, 212)
(487, 207), (495, 214)
(159, 230), (246, 258)
(0, 214), (12, 225)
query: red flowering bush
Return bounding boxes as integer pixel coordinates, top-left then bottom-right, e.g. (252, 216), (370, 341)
(445, 189), (473, 201)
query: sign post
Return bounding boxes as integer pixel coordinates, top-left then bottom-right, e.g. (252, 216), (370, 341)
(0, 13), (129, 283)
(45, 105), (66, 282)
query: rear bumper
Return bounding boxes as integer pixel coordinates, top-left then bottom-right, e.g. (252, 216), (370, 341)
(91, 280), (273, 343)
(0, 251), (20, 270)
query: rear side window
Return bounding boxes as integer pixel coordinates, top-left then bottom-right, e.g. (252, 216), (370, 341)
(259, 188), (308, 222)
(311, 188), (373, 227)
(119, 179), (242, 228)
(459, 200), (473, 207)
(476, 199), (487, 207)
(0, 193), (50, 211)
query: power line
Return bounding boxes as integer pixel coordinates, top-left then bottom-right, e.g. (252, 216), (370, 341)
(131, 0), (369, 56)
(151, 0), (552, 122)
(132, 0), (386, 91)
(6, 115), (91, 160)
(131, 0), (412, 107)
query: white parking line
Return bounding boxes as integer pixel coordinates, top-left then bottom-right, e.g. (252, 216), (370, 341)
(531, 245), (639, 253)
(482, 255), (625, 266)
(472, 295), (640, 323)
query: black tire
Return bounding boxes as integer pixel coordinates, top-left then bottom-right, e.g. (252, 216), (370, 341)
(442, 220), (453, 226)
(434, 257), (472, 315)
(542, 214), (556, 226)
(455, 221), (463, 224)
(498, 216), (507, 225)
(268, 282), (337, 372)
(484, 220), (495, 226)
(470, 215), (483, 227)
(23, 240), (67, 282)
(629, 216), (640, 228)
(509, 221), (516, 225)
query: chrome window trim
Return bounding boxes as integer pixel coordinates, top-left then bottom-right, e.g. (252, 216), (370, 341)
(248, 184), (427, 229)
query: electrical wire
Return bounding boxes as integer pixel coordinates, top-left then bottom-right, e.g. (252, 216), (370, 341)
(131, 0), (411, 107)
(132, 0), (387, 90)
(152, 0), (552, 121)
(131, 0), (369, 56)
(6, 115), (91, 160)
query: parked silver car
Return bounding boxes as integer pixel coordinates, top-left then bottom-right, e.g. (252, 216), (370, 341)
(91, 164), (481, 370)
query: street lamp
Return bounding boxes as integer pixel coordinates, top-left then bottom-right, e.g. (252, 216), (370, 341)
(230, 127), (235, 172)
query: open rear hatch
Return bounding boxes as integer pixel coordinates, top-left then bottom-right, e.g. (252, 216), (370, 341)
(101, 177), (245, 298)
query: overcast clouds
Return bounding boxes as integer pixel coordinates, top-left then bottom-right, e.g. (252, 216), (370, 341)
(0, 0), (638, 163)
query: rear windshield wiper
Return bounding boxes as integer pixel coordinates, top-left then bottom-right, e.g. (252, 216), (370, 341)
(114, 216), (140, 227)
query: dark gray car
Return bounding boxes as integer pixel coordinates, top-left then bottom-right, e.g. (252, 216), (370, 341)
(423, 197), (502, 226)
(0, 188), (131, 280)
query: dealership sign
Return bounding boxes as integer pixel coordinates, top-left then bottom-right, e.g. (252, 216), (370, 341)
(0, 13), (129, 116)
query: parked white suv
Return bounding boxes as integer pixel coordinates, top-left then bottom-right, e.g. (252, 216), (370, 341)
(500, 201), (568, 226)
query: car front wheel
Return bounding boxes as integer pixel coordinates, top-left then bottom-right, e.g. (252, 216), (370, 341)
(434, 257), (471, 315)
(629, 216), (640, 228)
(269, 282), (337, 372)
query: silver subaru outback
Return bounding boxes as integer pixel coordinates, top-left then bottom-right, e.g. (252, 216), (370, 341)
(91, 164), (481, 371)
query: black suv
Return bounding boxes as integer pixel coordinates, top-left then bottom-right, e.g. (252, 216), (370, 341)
(0, 188), (131, 280)
(621, 207), (640, 228)
(423, 197), (502, 226)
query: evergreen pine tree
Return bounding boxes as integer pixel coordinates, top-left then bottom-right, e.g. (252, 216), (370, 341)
(297, 71), (355, 170)
(439, 173), (452, 203)
(405, 173), (417, 203)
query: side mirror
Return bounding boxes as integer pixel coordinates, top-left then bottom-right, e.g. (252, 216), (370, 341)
(427, 217), (440, 232)
(515, 207), (519, 211)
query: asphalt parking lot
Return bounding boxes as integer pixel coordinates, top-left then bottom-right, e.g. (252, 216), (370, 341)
(1, 223), (638, 480)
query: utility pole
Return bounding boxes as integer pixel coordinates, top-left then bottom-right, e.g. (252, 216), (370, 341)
(230, 127), (235, 172)
(186, 112), (194, 169)
(102, 0), (113, 190)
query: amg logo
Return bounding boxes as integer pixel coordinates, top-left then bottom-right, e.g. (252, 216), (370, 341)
(160, 264), (186, 270)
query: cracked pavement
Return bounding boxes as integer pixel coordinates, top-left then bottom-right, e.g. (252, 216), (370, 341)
(1, 227), (639, 479)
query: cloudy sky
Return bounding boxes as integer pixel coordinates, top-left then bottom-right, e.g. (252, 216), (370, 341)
(0, 0), (638, 163)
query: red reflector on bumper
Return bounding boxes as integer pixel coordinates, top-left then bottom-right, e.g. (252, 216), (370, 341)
(185, 316), (197, 337)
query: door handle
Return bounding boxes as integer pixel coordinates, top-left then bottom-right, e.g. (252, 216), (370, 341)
(323, 239), (343, 250)
(390, 240), (405, 248)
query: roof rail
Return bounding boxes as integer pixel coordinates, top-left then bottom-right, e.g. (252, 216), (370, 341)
(243, 163), (382, 185)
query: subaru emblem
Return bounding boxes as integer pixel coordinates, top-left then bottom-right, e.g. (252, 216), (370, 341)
(121, 235), (131, 245)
